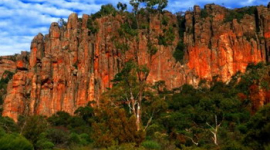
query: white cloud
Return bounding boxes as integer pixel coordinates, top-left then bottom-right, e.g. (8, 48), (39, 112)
(0, 0), (269, 56)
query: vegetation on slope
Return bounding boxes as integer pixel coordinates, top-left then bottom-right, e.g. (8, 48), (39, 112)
(0, 71), (14, 114)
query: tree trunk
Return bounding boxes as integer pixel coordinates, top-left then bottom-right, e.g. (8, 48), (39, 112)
(136, 102), (141, 131)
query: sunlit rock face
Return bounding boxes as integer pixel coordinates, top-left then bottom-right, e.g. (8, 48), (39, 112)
(3, 3), (270, 121)
(0, 55), (17, 79)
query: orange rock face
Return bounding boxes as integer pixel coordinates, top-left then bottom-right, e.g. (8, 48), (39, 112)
(3, 4), (270, 121)
(0, 56), (16, 78)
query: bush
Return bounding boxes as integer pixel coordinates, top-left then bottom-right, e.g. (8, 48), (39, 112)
(87, 18), (99, 34)
(142, 140), (161, 149)
(200, 9), (208, 18)
(0, 116), (19, 133)
(36, 139), (54, 150)
(173, 41), (185, 63)
(0, 133), (34, 150)
(224, 6), (256, 23)
(162, 16), (169, 26)
(158, 26), (175, 46)
(46, 128), (69, 146)
(21, 116), (48, 146)
(80, 133), (92, 145)
(92, 4), (117, 19)
(221, 141), (248, 150)
(69, 133), (81, 145)
(48, 111), (71, 127)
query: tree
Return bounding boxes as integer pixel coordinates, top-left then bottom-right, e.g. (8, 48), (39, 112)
(20, 116), (48, 148)
(142, 0), (168, 12)
(0, 116), (19, 133)
(244, 104), (270, 149)
(74, 106), (95, 124)
(130, 0), (140, 15)
(92, 4), (117, 19)
(117, 2), (127, 12)
(92, 107), (145, 147)
(206, 115), (221, 145)
(103, 61), (149, 131)
(47, 111), (71, 127)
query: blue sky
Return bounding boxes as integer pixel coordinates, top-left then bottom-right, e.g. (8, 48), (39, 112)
(0, 0), (268, 56)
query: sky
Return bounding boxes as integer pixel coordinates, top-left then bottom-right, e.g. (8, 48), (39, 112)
(0, 0), (268, 56)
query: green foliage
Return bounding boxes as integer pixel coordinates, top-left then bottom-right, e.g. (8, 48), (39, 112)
(158, 26), (175, 46)
(114, 41), (130, 53)
(200, 9), (208, 18)
(73, 60), (79, 69)
(0, 70), (14, 83)
(93, 108), (144, 147)
(69, 132), (81, 145)
(140, 22), (150, 29)
(244, 104), (270, 149)
(161, 77), (253, 149)
(142, 140), (161, 149)
(130, 0), (140, 14)
(0, 71), (14, 111)
(74, 106), (95, 124)
(173, 41), (185, 63)
(36, 133), (55, 150)
(147, 42), (158, 56)
(0, 133), (34, 150)
(176, 12), (185, 39)
(224, 6), (257, 23)
(117, 2), (127, 12)
(92, 4), (117, 19)
(221, 141), (248, 150)
(79, 133), (92, 145)
(87, 18), (99, 34)
(143, 0), (168, 12)
(162, 15), (169, 26)
(45, 128), (69, 146)
(48, 111), (71, 127)
(0, 116), (19, 133)
(236, 62), (267, 93)
(118, 22), (138, 38)
(112, 60), (137, 84)
(20, 116), (49, 147)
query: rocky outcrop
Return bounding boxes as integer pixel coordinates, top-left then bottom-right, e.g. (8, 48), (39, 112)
(184, 4), (269, 84)
(3, 4), (270, 121)
(0, 56), (17, 78)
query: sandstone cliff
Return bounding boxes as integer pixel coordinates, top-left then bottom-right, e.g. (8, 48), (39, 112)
(0, 55), (17, 79)
(2, 4), (270, 121)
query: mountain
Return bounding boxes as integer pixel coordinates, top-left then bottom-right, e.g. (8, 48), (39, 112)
(2, 3), (270, 121)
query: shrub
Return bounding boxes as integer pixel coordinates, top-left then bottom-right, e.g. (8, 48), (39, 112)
(69, 133), (81, 145)
(158, 26), (175, 46)
(87, 18), (99, 34)
(173, 41), (185, 63)
(0, 133), (34, 150)
(36, 139), (54, 150)
(224, 6), (256, 23)
(92, 4), (117, 19)
(162, 16), (169, 26)
(201, 9), (208, 18)
(0, 116), (18, 133)
(46, 128), (69, 146)
(142, 140), (161, 149)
